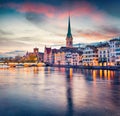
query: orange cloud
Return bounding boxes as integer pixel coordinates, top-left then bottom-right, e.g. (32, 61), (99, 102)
(6, 2), (105, 22)
(76, 27), (120, 41)
(8, 3), (56, 18)
(58, 1), (105, 22)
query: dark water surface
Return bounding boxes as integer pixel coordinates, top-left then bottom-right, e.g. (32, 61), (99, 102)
(0, 67), (120, 116)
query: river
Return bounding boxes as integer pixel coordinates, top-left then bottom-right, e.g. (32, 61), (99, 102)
(0, 67), (120, 116)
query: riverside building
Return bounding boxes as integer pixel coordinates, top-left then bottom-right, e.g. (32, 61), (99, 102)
(82, 45), (98, 66)
(97, 43), (110, 66)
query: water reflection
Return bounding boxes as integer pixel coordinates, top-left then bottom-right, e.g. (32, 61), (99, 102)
(33, 67), (39, 74)
(65, 68), (73, 116)
(0, 67), (120, 116)
(80, 69), (120, 81)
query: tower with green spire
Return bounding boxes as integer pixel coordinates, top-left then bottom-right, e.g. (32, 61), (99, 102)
(66, 16), (73, 48)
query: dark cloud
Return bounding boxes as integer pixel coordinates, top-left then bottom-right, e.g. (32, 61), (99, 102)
(25, 13), (47, 26)
(1, 0), (120, 18)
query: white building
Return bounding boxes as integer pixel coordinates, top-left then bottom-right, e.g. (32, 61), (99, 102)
(115, 41), (120, 65)
(97, 43), (110, 66)
(108, 38), (120, 65)
(65, 51), (80, 66)
(54, 47), (82, 66)
(82, 45), (98, 66)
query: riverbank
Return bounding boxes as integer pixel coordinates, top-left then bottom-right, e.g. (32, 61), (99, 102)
(52, 65), (120, 70)
(0, 63), (120, 71)
(0, 62), (45, 68)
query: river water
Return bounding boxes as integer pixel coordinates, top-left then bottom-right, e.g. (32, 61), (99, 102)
(0, 67), (120, 116)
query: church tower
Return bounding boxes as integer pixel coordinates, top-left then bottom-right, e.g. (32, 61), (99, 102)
(66, 16), (73, 48)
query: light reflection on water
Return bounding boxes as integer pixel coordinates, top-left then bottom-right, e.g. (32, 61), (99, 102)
(0, 67), (120, 116)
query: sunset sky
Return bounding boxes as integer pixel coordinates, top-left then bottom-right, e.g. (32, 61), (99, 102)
(0, 0), (120, 54)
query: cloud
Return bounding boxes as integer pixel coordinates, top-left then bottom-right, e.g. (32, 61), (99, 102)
(24, 13), (67, 37)
(0, 50), (26, 57)
(0, 29), (13, 36)
(100, 25), (120, 36)
(0, 37), (29, 47)
(76, 30), (108, 41)
(25, 12), (47, 27)
(2, 1), (106, 22)
(7, 2), (56, 18)
(59, 1), (106, 22)
(76, 25), (120, 41)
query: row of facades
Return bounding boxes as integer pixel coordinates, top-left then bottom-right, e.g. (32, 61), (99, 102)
(44, 38), (120, 66)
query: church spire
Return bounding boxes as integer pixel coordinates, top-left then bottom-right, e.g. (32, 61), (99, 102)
(67, 16), (72, 38)
(66, 15), (73, 48)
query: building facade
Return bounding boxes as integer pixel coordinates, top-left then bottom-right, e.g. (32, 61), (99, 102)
(109, 38), (120, 65)
(97, 43), (110, 66)
(54, 47), (82, 66)
(82, 46), (98, 66)
(44, 47), (52, 64)
(115, 41), (120, 65)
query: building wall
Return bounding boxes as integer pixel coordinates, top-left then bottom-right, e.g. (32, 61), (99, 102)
(98, 47), (110, 66)
(54, 51), (80, 66)
(54, 52), (66, 65)
(44, 48), (52, 64)
(66, 38), (73, 48)
(82, 47), (98, 66)
(115, 42), (120, 65)
(108, 39), (120, 65)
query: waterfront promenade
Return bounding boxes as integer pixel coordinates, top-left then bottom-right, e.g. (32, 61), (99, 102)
(0, 62), (120, 70)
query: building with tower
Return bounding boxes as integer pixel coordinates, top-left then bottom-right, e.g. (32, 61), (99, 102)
(66, 16), (73, 48)
(34, 48), (39, 54)
(53, 16), (83, 66)
(24, 47), (44, 63)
